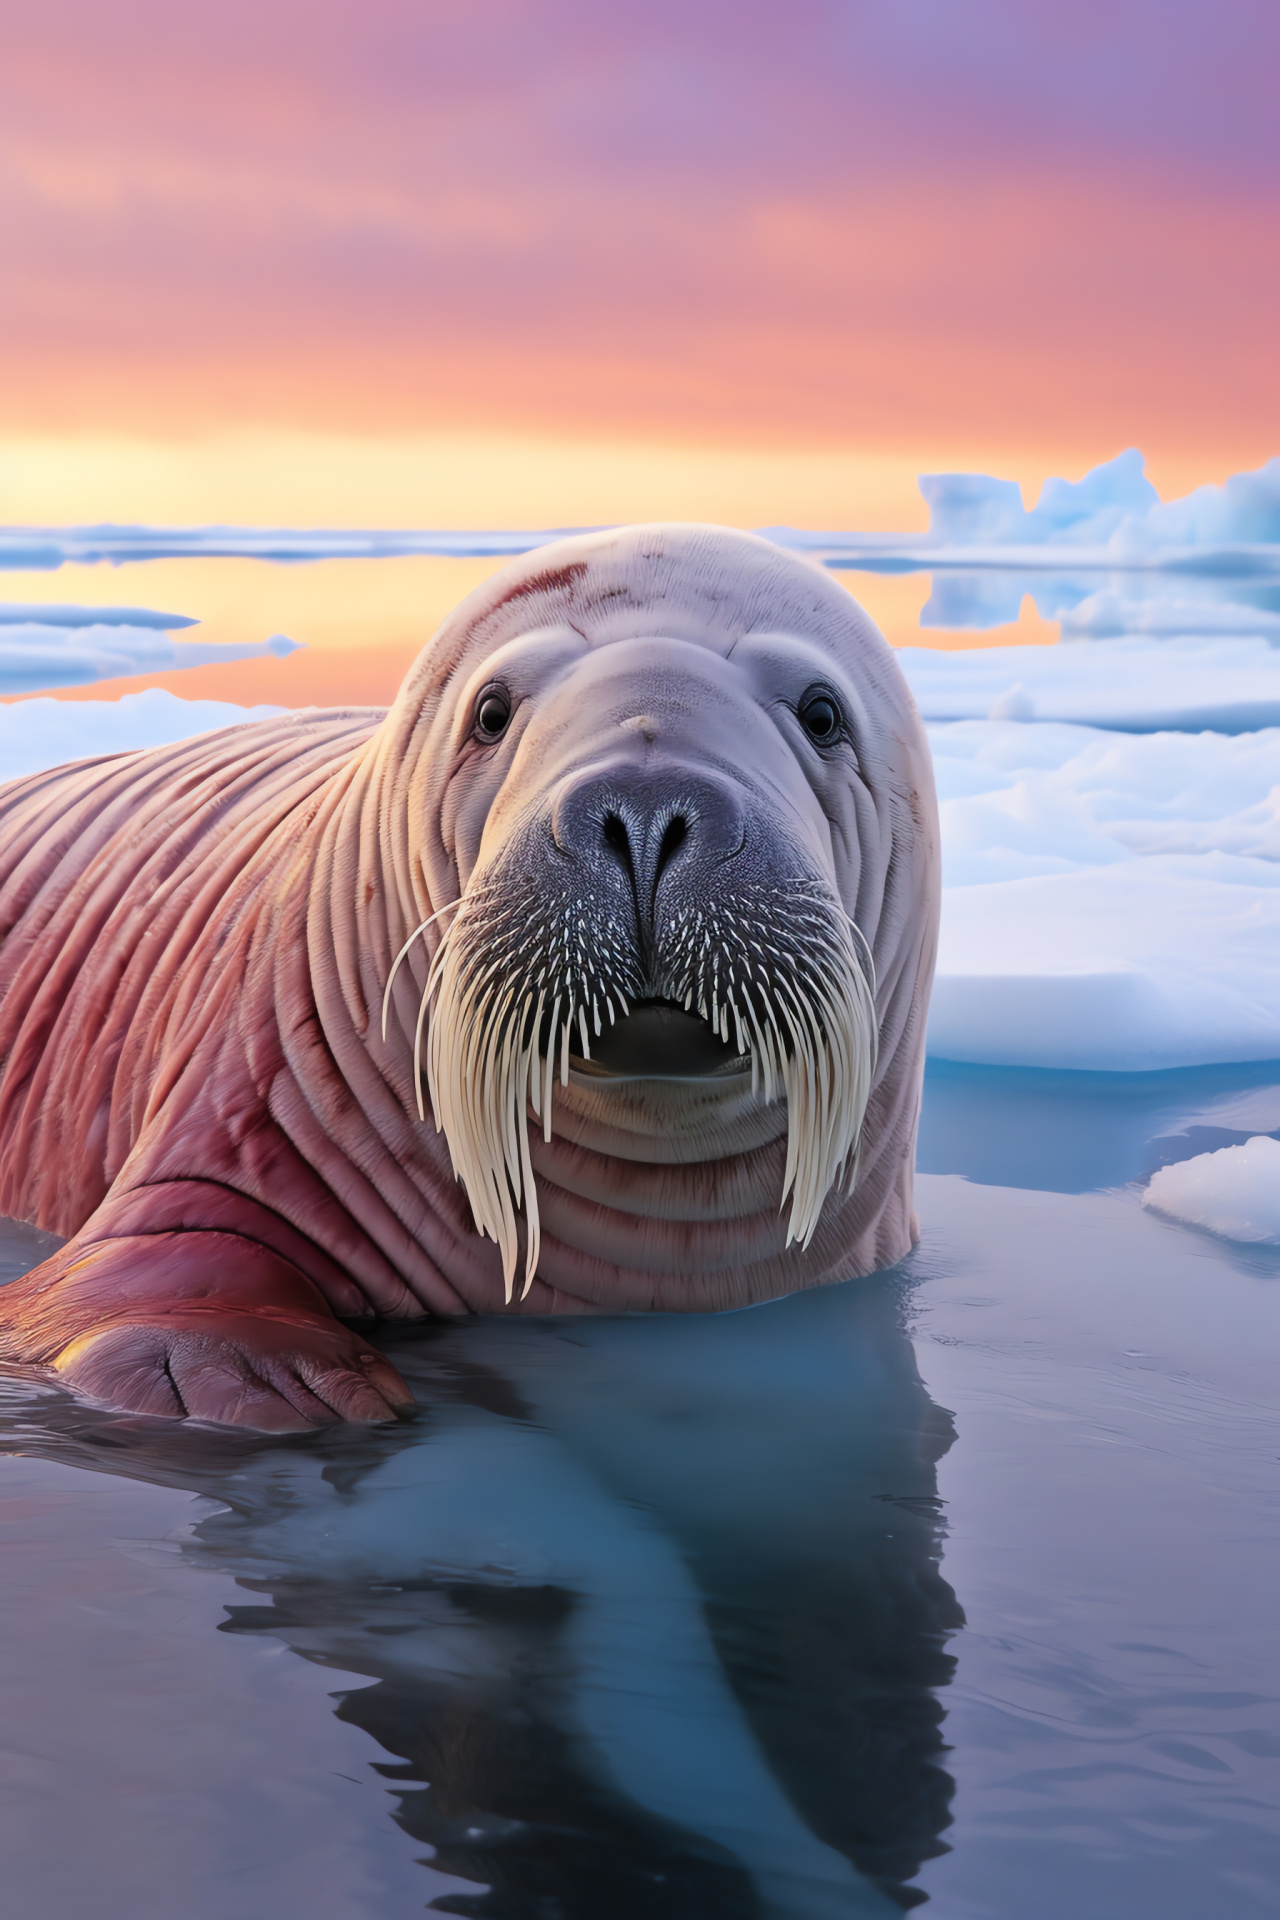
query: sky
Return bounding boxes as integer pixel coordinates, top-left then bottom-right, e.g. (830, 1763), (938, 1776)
(2, 0), (1277, 527)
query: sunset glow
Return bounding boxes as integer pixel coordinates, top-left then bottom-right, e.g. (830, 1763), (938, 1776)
(4, 0), (1276, 530)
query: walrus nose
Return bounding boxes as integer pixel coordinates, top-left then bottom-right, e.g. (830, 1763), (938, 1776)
(553, 768), (746, 918)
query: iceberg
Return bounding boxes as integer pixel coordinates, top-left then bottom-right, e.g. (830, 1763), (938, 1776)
(910, 449), (1280, 562)
(919, 448), (1159, 549)
(1122, 459), (1280, 555)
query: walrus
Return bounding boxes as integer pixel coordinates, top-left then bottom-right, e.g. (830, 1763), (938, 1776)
(0, 525), (939, 1430)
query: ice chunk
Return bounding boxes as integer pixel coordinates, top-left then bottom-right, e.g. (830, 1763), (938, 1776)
(929, 721), (1280, 1069)
(931, 866), (1280, 1071)
(1142, 1136), (1280, 1244)
(985, 683), (1035, 722)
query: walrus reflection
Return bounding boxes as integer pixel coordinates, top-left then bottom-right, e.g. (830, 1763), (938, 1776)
(5, 1264), (961, 1918)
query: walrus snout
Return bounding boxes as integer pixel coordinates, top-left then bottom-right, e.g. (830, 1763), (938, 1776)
(551, 763), (747, 941)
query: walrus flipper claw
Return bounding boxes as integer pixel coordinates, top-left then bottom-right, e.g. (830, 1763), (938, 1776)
(0, 1231), (414, 1432)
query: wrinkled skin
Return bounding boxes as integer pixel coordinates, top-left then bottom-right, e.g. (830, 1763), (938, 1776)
(0, 526), (939, 1429)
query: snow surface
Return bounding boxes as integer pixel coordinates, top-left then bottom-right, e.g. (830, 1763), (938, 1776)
(900, 636), (1280, 733)
(0, 689), (285, 778)
(1142, 1136), (1280, 1244)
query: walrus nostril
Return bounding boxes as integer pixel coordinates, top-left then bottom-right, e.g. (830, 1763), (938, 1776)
(600, 808), (690, 908)
(602, 811), (632, 876)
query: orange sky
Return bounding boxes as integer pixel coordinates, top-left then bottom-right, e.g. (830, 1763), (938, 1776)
(2, 0), (1276, 528)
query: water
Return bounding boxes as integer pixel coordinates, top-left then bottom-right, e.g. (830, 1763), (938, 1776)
(0, 1063), (1276, 1919)
(0, 517), (1276, 1911)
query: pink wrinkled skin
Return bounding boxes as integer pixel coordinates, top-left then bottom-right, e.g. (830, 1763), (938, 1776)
(0, 527), (939, 1429)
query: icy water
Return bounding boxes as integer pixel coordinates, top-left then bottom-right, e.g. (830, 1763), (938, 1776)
(0, 1065), (1277, 1920)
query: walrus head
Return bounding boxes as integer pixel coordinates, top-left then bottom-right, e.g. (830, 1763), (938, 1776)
(374, 525), (937, 1304)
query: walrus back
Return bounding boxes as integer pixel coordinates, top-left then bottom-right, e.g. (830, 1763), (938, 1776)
(0, 710), (382, 1237)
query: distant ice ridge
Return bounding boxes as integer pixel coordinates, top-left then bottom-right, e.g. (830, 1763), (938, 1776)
(1143, 1137), (1280, 1245)
(0, 526), (597, 567)
(0, 602), (300, 693)
(3, 451), (1277, 573)
(929, 721), (1280, 1071)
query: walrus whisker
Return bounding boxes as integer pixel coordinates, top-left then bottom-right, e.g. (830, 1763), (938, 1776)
(412, 975), (432, 1122)
(416, 870), (877, 1302)
(381, 897), (462, 1043)
(543, 994), (561, 1140)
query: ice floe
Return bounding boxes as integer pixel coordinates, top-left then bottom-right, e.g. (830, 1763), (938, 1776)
(1142, 1136), (1280, 1244)
(929, 720), (1280, 1070)
(0, 603), (301, 694)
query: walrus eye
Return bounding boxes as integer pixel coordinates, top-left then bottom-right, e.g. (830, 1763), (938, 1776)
(474, 686), (512, 740)
(799, 690), (842, 745)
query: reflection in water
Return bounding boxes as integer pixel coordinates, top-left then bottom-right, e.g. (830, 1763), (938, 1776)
(0, 1267), (961, 1918)
(917, 564), (1280, 637)
(918, 1058), (1280, 1195)
(841, 558), (1280, 646)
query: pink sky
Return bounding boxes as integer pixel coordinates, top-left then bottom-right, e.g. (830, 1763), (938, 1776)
(3, 0), (1277, 481)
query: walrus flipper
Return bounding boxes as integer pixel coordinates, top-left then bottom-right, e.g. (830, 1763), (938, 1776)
(0, 1230), (414, 1431)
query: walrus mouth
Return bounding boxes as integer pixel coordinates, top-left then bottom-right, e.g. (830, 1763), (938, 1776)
(384, 870), (878, 1302)
(567, 999), (751, 1082)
